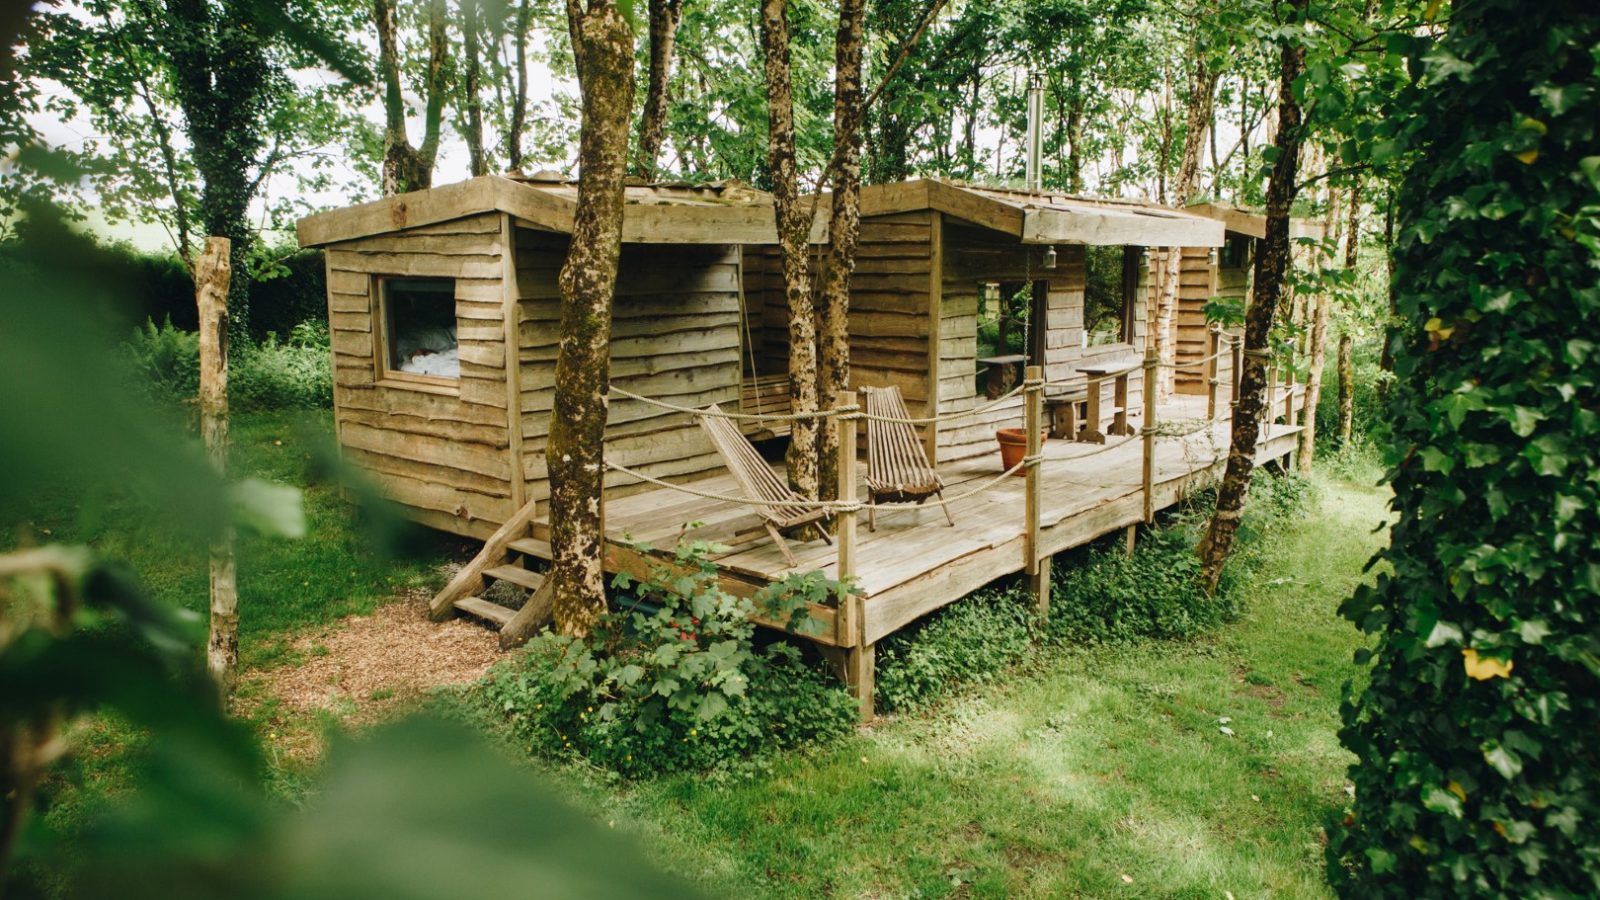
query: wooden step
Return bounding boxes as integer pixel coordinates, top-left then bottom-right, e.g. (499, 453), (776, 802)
(484, 564), (545, 591)
(507, 537), (553, 559)
(453, 595), (514, 627)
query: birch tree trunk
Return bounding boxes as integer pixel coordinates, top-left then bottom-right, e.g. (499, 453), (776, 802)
(1297, 177), (1346, 472)
(548, 0), (634, 637)
(1154, 56), (1219, 400)
(633, 0), (683, 178)
(196, 237), (238, 701)
(759, 0), (819, 501)
(1197, 0), (1307, 594)
(814, 0), (865, 504)
(376, 0), (448, 195)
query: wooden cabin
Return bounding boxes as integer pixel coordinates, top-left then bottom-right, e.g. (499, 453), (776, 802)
(743, 179), (1228, 461)
(295, 174), (787, 540)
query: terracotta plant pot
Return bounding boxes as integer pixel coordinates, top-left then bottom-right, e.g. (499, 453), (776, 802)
(995, 427), (1047, 475)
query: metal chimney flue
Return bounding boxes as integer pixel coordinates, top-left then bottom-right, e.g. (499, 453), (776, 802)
(1024, 71), (1044, 192)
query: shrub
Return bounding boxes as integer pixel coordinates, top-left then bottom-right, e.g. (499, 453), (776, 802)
(121, 317), (331, 411)
(1047, 522), (1230, 645)
(1314, 339), (1387, 450)
(483, 542), (857, 777)
(875, 585), (1037, 712)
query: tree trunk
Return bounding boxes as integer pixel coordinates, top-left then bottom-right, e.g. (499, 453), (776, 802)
(1197, 0), (1307, 594)
(548, 0), (634, 637)
(1336, 332), (1354, 444)
(1297, 176), (1347, 472)
(633, 0), (683, 178)
(195, 237), (237, 702)
(1153, 56), (1219, 399)
(814, 0), (866, 503)
(376, 0), (448, 195)
(507, 0), (532, 170)
(463, 0), (488, 176)
(759, 0), (819, 501)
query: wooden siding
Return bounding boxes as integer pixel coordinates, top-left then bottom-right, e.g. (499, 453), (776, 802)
(1161, 246), (1218, 394)
(516, 228), (741, 500)
(933, 224), (1149, 463)
(324, 212), (514, 539)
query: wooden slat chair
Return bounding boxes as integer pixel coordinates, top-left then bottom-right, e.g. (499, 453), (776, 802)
(861, 385), (955, 532)
(699, 404), (831, 567)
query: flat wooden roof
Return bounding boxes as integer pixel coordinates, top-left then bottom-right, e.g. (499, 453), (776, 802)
(297, 174), (788, 247)
(848, 178), (1227, 247)
(1186, 202), (1326, 240)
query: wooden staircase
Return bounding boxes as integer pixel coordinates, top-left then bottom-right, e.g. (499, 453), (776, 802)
(428, 498), (555, 648)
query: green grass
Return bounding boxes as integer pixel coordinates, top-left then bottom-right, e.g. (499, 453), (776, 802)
(7, 409), (459, 669)
(506, 476), (1390, 899)
(7, 409), (463, 848)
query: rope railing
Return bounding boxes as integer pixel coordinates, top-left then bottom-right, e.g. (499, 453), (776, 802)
(609, 386), (841, 423)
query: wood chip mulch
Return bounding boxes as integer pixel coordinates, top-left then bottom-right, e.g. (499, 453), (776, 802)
(241, 595), (502, 758)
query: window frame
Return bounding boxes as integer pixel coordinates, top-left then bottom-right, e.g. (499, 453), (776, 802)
(371, 274), (461, 395)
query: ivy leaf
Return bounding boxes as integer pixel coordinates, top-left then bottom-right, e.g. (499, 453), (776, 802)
(1483, 742), (1524, 780)
(1423, 784), (1465, 818)
(1517, 620), (1551, 645)
(1426, 621), (1464, 647)
(1509, 406), (1545, 437)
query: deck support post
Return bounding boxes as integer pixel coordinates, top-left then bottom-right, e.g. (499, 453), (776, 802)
(1141, 348), (1158, 524)
(1023, 366), (1046, 619)
(1123, 524), (1137, 557)
(1205, 325), (1222, 420)
(835, 402), (872, 720)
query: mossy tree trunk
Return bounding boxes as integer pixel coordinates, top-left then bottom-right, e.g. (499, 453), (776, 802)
(462, 0), (487, 177)
(1197, 0), (1307, 594)
(814, 0), (865, 503)
(548, 0), (634, 637)
(758, 0), (819, 501)
(375, 0), (448, 195)
(633, 0), (683, 178)
(161, 0), (272, 344)
(195, 237), (237, 702)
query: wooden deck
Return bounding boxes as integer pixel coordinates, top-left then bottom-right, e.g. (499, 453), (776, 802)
(591, 394), (1302, 649)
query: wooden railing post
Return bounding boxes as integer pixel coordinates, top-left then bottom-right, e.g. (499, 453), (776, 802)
(1141, 348), (1158, 524)
(1023, 366), (1048, 619)
(1230, 333), (1244, 411)
(1205, 324), (1222, 420)
(835, 403), (859, 582)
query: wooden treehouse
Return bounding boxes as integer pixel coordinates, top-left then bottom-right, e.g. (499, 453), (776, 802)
(298, 176), (1309, 719)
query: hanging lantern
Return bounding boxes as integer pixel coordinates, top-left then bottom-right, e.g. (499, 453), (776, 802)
(1042, 245), (1058, 269)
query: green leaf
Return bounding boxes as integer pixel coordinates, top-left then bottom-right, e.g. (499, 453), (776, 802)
(229, 478), (306, 539)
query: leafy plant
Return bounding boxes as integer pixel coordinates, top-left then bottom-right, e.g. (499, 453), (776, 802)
(875, 584), (1037, 713)
(1329, 5), (1600, 895)
(485, 542), (856, 777)
(122, 317), (332, 411)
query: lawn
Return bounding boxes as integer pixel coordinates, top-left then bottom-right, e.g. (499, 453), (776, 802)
(519, 475), (1388, 899)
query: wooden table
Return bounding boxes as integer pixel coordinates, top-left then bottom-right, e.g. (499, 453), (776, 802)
(1076, 365), (1137, 443)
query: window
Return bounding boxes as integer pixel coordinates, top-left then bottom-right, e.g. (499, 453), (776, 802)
(1082, 245), (1136, 347)
(379, 277), (458, 382)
